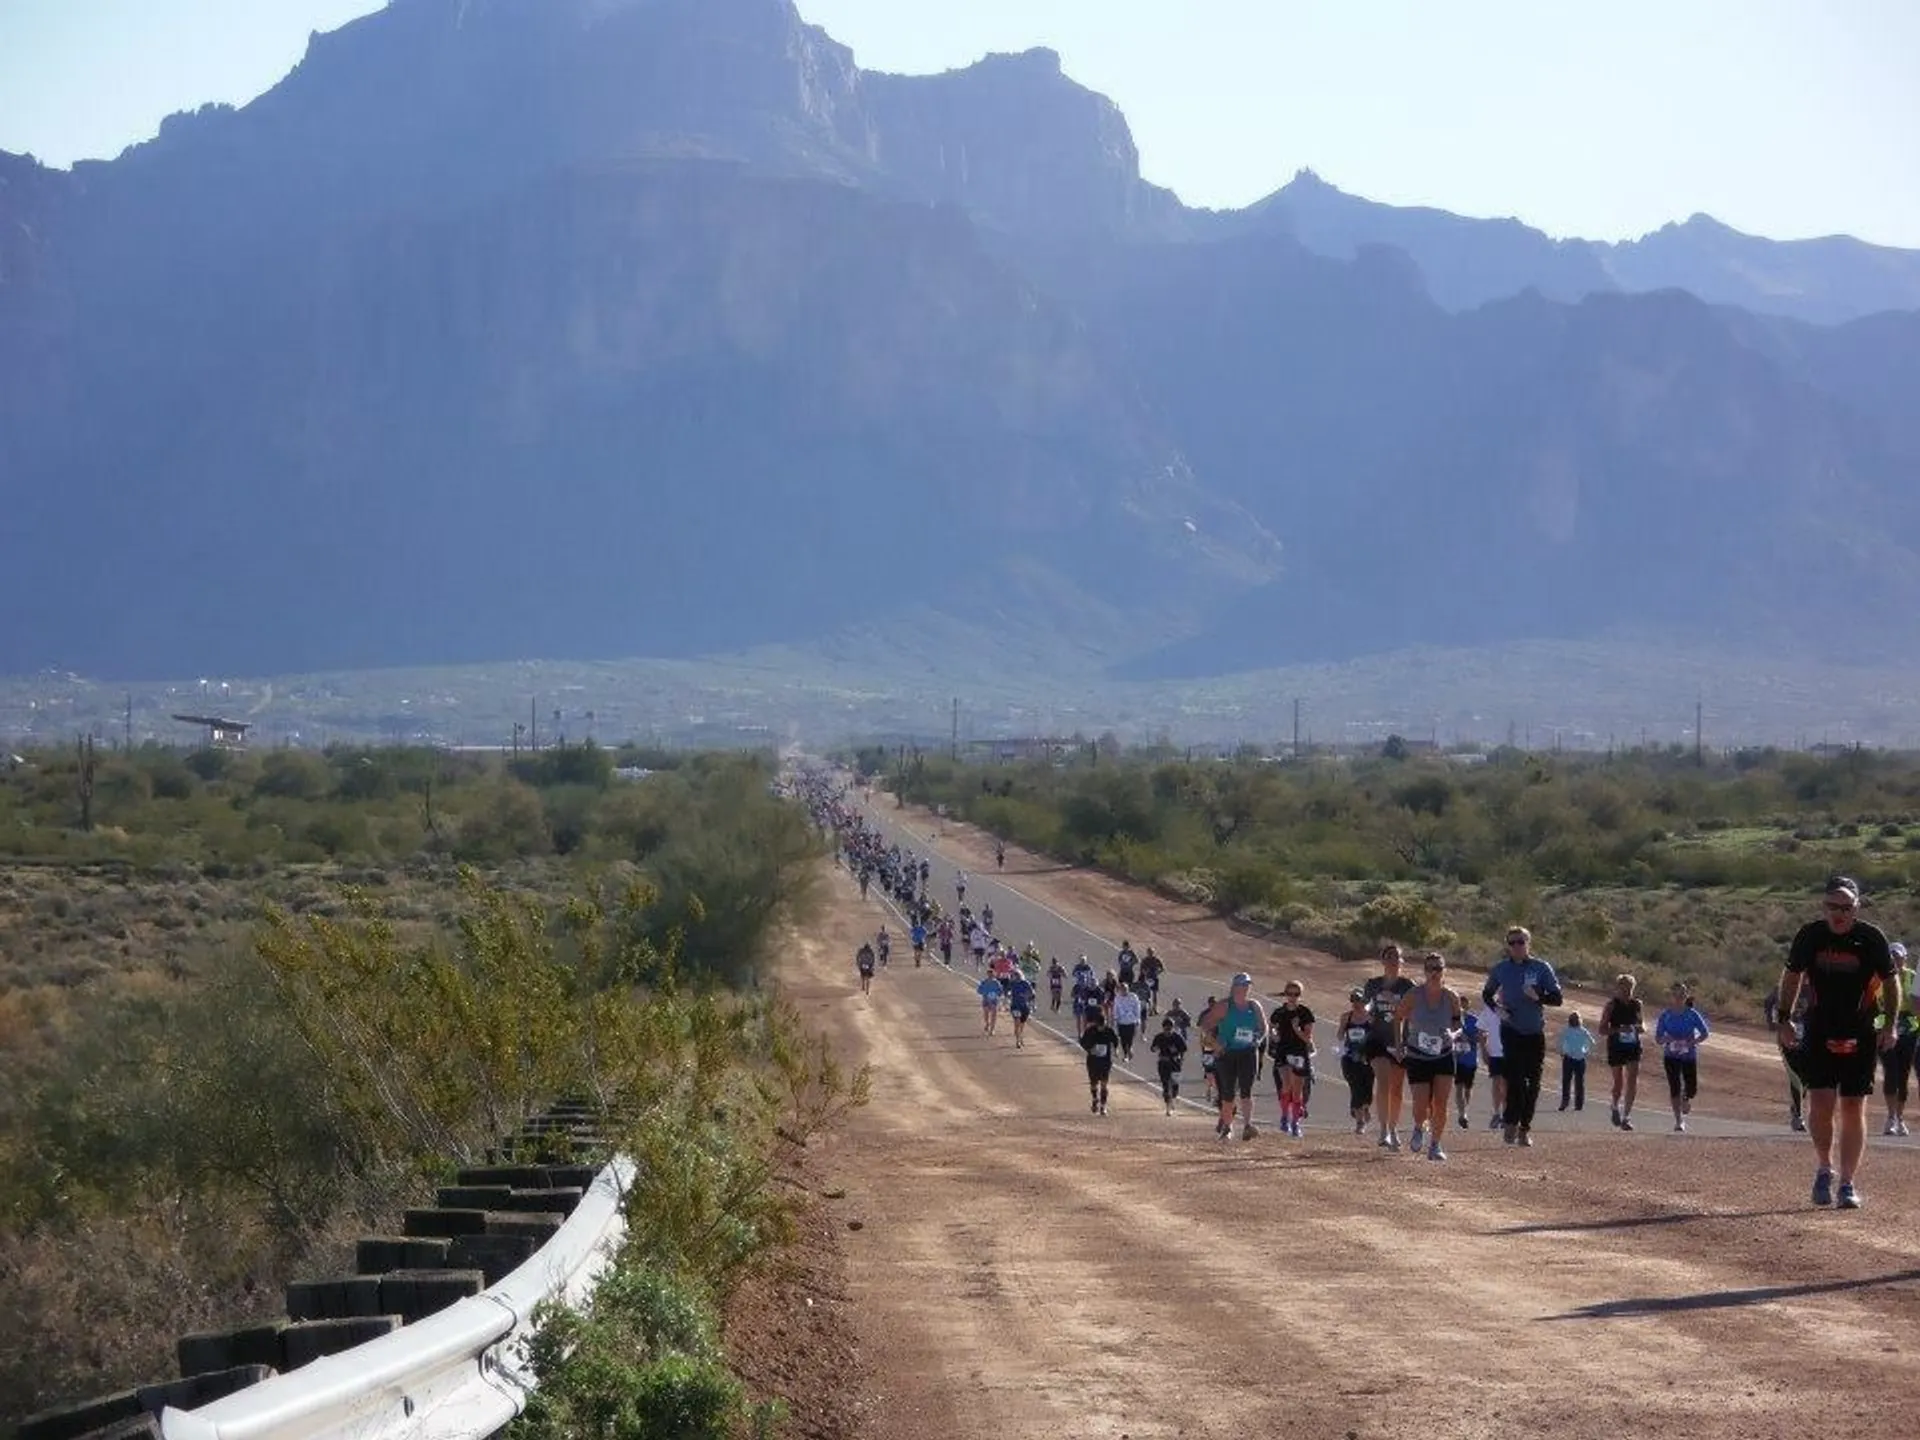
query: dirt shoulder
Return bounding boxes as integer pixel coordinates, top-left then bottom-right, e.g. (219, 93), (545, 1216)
(780, 829), (1920, 1440)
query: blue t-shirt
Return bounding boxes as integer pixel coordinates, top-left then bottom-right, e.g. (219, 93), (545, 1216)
(1008, 978), (1036, 1012)
(1482, 956), (1563, 1036)
(1559, 1025), (1595, 1061)
(1453, 1013), (1481, 1067)
(1656, 1006), (1710, 1060)
(977, 978), (1003, 1005)
(910, 924), (927, 947)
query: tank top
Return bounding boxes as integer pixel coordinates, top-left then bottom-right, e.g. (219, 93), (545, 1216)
(1403, 986), (1457, 1061)
(1217, 999), (1261, 1051)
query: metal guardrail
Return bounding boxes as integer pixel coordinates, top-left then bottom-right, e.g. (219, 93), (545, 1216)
(159, 1156), (635, 1440)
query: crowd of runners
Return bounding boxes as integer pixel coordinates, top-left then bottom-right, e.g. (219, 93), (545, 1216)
(798, 772), (1913, 1208)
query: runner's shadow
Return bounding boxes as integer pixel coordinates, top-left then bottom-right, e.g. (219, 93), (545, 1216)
(1489, 1207), (1802, 1236)
(1548, 1268), (1920, 1320)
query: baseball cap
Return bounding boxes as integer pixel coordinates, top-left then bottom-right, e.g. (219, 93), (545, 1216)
(1231, 972), (1253, 988)
(1348, 987), (1366, 1002)
(1893, 942), (1909, 961)
(1826, 875), (1861, 902)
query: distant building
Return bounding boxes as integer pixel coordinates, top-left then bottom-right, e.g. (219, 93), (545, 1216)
(171, 713), (251, 748)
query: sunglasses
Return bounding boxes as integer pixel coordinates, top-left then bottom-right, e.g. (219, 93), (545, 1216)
(1824, 902), (1856, 914)
(1505, 938), (1527, 947)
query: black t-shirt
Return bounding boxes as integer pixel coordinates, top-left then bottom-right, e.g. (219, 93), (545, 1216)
(1786, 919), (1895, 1034)
(1362, 976), (1414, 1045)
(856, 945), (875, 973)
(1150, 1030), (1188, 1068)
(1142, 953), (1164, 979)
(1270, 1004), (1316, 1055)
(1081, 1024), (1120, 1064)
(1599, 996), (1644, 1047)
(1339, 1011), (1373, 1062)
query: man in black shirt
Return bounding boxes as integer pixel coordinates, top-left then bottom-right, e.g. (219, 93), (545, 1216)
(1775, 876), (1900, 1210)
(1149, 1018), (1188, 1114)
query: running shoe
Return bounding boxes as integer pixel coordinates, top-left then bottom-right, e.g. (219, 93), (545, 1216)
(1410, 1125), (1427, 1153)
(1091, 1097), (1099, 1113)
(1674, 1120), (1686, 1132)
(1621, 1117), (1635, 1131)
(1354, 1118), (1366, 1135)
(1502, 1123), (1518, 1145)
(1386, 1130), (1401, 1152)
(1164, 1102), (1173, 1116)
(1378, 1134), (1392, 1149)
(1790, 1114), (1806, 1132)
(1610, 1108), (1622, 1128)
(1837, 1182), (1862, 1210)
(1242, 1121), (1258, 1141)
(1517, 1129), (1534, 1148)
(1489, 1115), (1504, 1131)
(1216, 1120), (1231, 1139)
(1900, 1121), (1911, 1136)
(1885, 1119), (1899, 1137)
(1099, 1103), (1108, 1116)
(1811, 1168), (1834, 1207)
(1428, 1145), (1447, 1163)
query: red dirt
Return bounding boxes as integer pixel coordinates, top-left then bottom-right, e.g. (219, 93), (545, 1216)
(771, 803), (1920, 1438)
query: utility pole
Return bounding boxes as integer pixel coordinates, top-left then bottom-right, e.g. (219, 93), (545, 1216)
(1293, 698), (1302, 759)
(951, 697), (959, 761)
(76, 735), (97, 832)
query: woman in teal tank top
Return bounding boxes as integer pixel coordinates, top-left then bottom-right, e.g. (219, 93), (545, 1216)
(1199, 974), (1268, 1141)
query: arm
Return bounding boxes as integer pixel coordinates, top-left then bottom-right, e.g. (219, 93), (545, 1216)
(1534, 961), (1565, 1007)
(1481, 967), (1501, 1009)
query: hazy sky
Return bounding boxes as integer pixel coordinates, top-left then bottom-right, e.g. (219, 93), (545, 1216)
(2, 0), (1916, 245)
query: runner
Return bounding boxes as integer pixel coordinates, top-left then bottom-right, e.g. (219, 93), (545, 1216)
(1047, 956), (1067, 1013)
(1140, 947), (1165, 1014)
(1150, 1017), (1188, 1115)
(1116, 940), (1138, 989)
(1362, 945), (1416, 1150)
(969, 922), (989, 969)
(1080, 1010), (1120, 1115)
(1452, 1006), (1482, 1128)
(1598, 973), (1646, 1131)
(1198, 974), (1267, 1141)
(995, 839), (1006, 870)
(955, 870), (967, 905)
(1396, 953), (1464, 1161)
(1113, 982), (1145, 1061)
(1880, 942), (1915, 1136)
(1763, 981), (1808, 1131)
(1482, 925), (1564, 1148)
(855, 939), (876, 997)
(1776, 876), (1900, 1209)
(977, 971), (1004, 1036)
(909, 919), (927, 968)
(1479, 996), (1507, 1129)
(1557, 1011), (1593, 1113)
(1166, 997), (1192, 1039)
(1268, 981), (1315, 1138)
(1007, 970), (1037, 1049)
(1655, 984), (1711, 1132)
(981, 902), (995, 935)
(937, 916), (955, 967)
(1197, 995), (1219, 1105)
(1338, 989), (1375, 1134)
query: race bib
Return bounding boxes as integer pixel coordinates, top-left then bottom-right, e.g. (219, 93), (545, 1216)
(1286, 1053), (1307, 1071)
(1346, 1026), (1369, 1047)
(1615, 1029), (1640, 1046)
(1233, 1026), (1256, 1046)
(1091, 1044), (1110, 1058)
(1414, 1032), (1445, 1057)
(1663, 1038), (1692, 1057)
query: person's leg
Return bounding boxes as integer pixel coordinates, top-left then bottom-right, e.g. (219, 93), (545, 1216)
(1665, 1057), (1684, 1125)
(1807, 1086), (1838, 1173)
(1560, 1056), (1573, 1110)
(1371, 1056), (1395, 1141)
(1428, 1074), (1453, 1151)
(1574, 1058), (1586, 1110)
(1837, 1093), (1868, 1184)
(1623, 1059), (1639, 1123)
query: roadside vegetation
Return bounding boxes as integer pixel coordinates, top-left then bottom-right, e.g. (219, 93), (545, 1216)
(0, 744), (838, 1430)
(863, 742), (1920, 1008)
